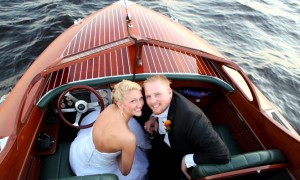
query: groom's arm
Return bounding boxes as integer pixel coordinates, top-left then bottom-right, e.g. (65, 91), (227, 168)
(187, 112), (230, 165)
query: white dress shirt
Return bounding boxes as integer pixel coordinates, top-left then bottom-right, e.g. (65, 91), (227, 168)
(151, 106), (171, 147)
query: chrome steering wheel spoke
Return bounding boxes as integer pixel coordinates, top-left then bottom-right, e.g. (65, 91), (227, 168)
(87, 102), (101, 111)
(61, 108), (77, 113)
(65, 92), (79, 102)
(73, 112), (82, 127)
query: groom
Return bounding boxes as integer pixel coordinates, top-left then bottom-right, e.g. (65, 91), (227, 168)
(143, 75), (229, 179)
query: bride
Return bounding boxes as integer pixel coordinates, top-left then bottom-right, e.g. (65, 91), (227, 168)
(69, 80), (151, 179)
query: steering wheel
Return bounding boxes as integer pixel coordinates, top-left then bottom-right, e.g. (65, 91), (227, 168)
(57, 85), (104, 129)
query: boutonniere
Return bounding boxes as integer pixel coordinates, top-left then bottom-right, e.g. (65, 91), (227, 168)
(164, 120), (171, 133)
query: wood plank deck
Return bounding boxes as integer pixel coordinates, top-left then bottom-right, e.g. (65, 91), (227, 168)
(40, 2), (230, 97)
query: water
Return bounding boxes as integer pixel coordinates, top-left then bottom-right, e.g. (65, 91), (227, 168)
(0, 0), (299, 132)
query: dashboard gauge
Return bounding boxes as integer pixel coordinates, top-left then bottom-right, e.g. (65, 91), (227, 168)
(61, 102), (66, 109)
(103, 97), (109, 106)
(67, 100), (73, 106)
(65, 96), (71, 101)
(98, 89), (108, 97)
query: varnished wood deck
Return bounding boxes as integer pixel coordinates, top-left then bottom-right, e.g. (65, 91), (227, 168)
(40, 2), (230, 98)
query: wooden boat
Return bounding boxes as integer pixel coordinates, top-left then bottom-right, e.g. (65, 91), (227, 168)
(0, 1), (299, 179)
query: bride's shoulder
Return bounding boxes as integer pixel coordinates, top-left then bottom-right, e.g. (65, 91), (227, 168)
(119, 129), (136, 143)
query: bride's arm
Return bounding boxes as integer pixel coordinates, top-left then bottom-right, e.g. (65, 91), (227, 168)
(117, 133), (136, 175)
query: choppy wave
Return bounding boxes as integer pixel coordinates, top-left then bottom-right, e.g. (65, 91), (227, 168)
(0, 0), (299, 131)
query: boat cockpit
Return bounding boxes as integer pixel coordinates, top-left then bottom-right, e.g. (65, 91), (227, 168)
(33, 75), (291, 180)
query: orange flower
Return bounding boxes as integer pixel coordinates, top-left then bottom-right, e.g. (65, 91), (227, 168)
(164, 120), (171, 127)
(164, 120), (171, 133)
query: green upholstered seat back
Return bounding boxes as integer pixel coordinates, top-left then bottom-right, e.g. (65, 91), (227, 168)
(40, 142), (74, 179)
(39, 142), (119, 180)
(192, 125), (286, 179)
(214, 125), (242, 155)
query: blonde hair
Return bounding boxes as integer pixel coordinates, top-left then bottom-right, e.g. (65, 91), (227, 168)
(111, 80), (142, 104)
(144, 75), (171, 87)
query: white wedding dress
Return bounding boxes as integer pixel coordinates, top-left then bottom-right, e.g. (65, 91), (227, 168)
(69, 110), (151, 180)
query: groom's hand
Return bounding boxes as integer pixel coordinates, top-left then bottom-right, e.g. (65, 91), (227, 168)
(144, 117), (158, 133)
(181, 156), (192, 180)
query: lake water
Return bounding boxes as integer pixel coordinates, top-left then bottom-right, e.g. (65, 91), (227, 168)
(0, 0), (299, 132)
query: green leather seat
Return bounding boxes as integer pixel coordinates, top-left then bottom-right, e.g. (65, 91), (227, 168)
(40, 142), (74, 179)
(49, 174), (118, 180)
(191, 149), (285, 179)
(191, 125), (286, 179)
(39, 142), (118, 180)
(214, 125), (242, 155)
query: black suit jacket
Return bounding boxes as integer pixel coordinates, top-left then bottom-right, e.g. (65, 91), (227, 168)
(167, 90), (229, 165)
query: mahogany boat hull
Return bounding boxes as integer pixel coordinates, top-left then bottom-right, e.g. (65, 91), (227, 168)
(0, 1), (299, 179)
